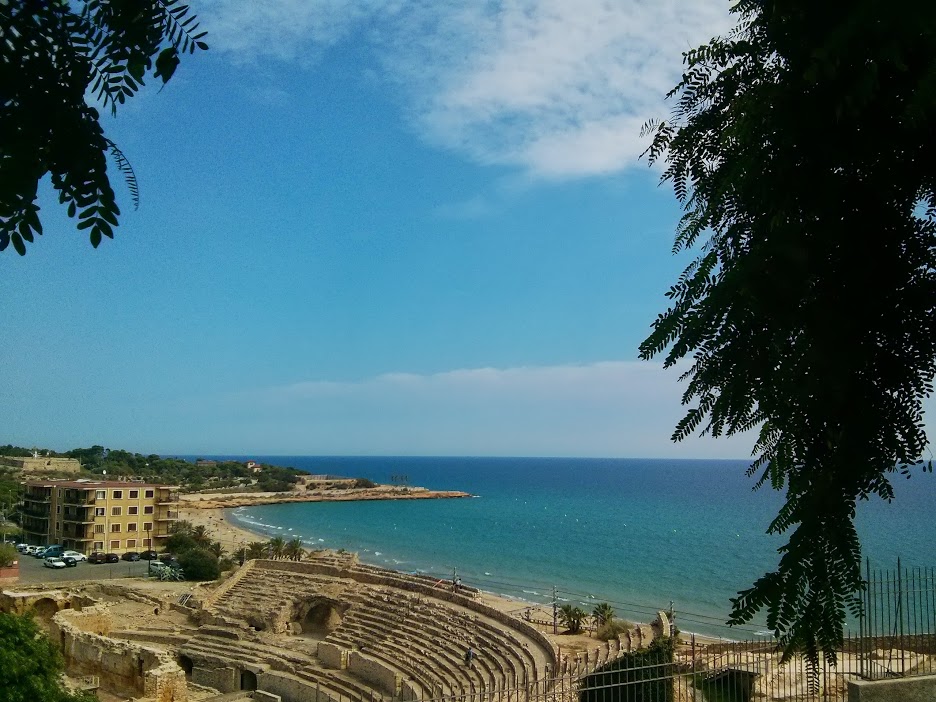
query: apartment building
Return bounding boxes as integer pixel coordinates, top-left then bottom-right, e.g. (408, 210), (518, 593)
(21, 479), (179, 554)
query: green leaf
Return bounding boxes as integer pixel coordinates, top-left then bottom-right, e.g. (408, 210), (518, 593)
(11, 232), (26, 256)
(90, 227), (102, 248)
(154, 47), (180, 84)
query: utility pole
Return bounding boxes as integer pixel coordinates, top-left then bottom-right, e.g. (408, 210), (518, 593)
(552, 586), (558, 634)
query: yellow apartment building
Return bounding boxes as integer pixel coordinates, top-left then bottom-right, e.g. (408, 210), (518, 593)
(21, 479), (179, 554)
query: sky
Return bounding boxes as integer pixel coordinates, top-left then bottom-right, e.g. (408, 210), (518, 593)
(3, 0), (904, 459)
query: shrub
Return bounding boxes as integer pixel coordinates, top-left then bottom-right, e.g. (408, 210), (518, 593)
(164, 532), (198, 554)
(0, 543), (17, 568)
(596, 618), (632, 642)
(177, 548), (221, 581)
(353, 478), (377, 489)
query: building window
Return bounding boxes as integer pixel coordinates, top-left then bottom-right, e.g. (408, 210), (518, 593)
(143, 522), (152, 532)
(95, 507), (105, 516)
(93, 541), (104, 550)
(144, 506), (153, 514)
(56, 505), (61, 514)
(110, 540), (120, 550)
(55, 521), (61, 532)
(126, 539), (136, 548)
(112, 490), (122, 499)
(95, 524), (105, 533)
(143, 539), (151, 547)
(110, 524), (121, 533)
(129, 490), (138, 499)
(128, 506), (138, 515)
(111, 507), (121, 516)
(127, 523), (137, 532)
(96, 490), (105, 499)
(145, 489), (154, 498)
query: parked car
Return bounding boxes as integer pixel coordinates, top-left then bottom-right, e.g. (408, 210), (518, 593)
(62, 556), (78, 568)
(42, 545), (65, 558)
(62, 550), (88, 561)
(44, 557), (67, 569)
(88, 552), (107, 564)
(140, 550), (158, 560)
(25, 545), (41, 556)
(33, 547), (48, 557)
(158, 553), (177, 564)
(122, 551), (140, 561)
(105, 553), (119, 563)
(15, 543), (29, 553)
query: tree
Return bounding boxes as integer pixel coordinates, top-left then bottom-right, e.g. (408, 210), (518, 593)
(0, 543), (18, 567)
(245, 541), (268, 560)
(177, 547), (220, 581)
(268, 536), (286, 560)
(191, 525), (211, 547)
(0, 612), (97, 702)
(283, 537), (304, 561)
(558, 604), (587, 634)
(0, 0), (206, 255)
(592, 602), (615, 628)
(640, 0), (936, 667)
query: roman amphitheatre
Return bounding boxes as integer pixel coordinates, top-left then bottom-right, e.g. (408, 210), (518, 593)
(3, 551), (920, 702)
(1, 551), (670, 702)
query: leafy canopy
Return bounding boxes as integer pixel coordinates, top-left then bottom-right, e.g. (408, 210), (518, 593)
(640, 0), (936, 667)
(0, 612), (96, 702)
(0, 0), (206, 255)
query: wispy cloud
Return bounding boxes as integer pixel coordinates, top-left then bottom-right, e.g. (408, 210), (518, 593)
(181, 361), (757, 457)
(197, 0), (734, 177)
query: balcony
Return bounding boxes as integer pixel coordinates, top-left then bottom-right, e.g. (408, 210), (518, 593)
(62, 493), (95, 506)
(157, 492), (180, 505)
(156, 510), (179, 521)
(21, 507), (51, 519)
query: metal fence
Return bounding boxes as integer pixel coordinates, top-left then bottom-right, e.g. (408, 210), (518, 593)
(415, 561), (935, 702)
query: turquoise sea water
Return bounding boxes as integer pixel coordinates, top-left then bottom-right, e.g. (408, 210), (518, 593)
(204, 456), (935, 639)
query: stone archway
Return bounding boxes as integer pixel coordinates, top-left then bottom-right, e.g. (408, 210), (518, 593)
(240, 669), (258, 691)
(178, 655), (194, 678)
(31, 597), (59, 625)
(294, 597), (346, 640)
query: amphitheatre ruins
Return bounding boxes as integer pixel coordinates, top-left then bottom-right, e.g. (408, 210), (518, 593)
(2, 552), (927, 702)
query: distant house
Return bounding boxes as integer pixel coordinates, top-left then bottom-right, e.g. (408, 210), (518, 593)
(246, 461), (261, 473)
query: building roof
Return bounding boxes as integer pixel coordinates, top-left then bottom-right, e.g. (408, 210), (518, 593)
(24, 479), (177, 490)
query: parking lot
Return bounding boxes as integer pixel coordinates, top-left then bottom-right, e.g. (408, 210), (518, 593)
(15, 551), (159, 584)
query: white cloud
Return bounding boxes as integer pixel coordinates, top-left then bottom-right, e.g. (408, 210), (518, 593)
(186, 360), (757, 457)
(196, 0), (734, 177)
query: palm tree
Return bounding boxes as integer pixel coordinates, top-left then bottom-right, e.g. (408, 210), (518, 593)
(283, 537), (304, 561)
(592, 602), (615, 628)
(269, 536), (286, 560)
(559, 604), (587, 634)
(192, 525), (211, 547)
(208, 541), (225, 558)
(246, 541), (268, 560)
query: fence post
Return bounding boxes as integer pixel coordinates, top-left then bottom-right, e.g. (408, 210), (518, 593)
(691, 634), (696, 702)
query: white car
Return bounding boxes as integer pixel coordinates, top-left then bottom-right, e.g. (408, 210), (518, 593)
(44, 557), (67, 569)
(25, 545), (42, 556)
(62, 550), (87, 561)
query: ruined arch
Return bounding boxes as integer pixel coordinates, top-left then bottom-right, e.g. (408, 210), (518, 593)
(293, 597), (347, 640)
(31, 597), (59, 624)
(178, 654), (194, 678)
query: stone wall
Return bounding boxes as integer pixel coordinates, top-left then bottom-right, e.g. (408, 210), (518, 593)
(0, 456), (81, 473)
(317, 641), (346, 669)
(348, 650), (400, 696)
(848, 674), (936, 702)
(257, 671), (337, 702)
(51, 605), (187, 701)
(192, 665), (238, 693)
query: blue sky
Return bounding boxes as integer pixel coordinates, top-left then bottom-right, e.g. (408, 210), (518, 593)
(3, 0), (882, 458)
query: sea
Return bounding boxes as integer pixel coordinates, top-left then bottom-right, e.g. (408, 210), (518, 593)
(193, 456), (936, 640)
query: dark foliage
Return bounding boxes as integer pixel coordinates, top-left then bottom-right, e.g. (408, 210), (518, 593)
(640, 0), (936, 669)
(0, 0), (206, 254)
(580, 637), (675, 702)
(177, 547), (220, 581)
(0, 613), (97, 702)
